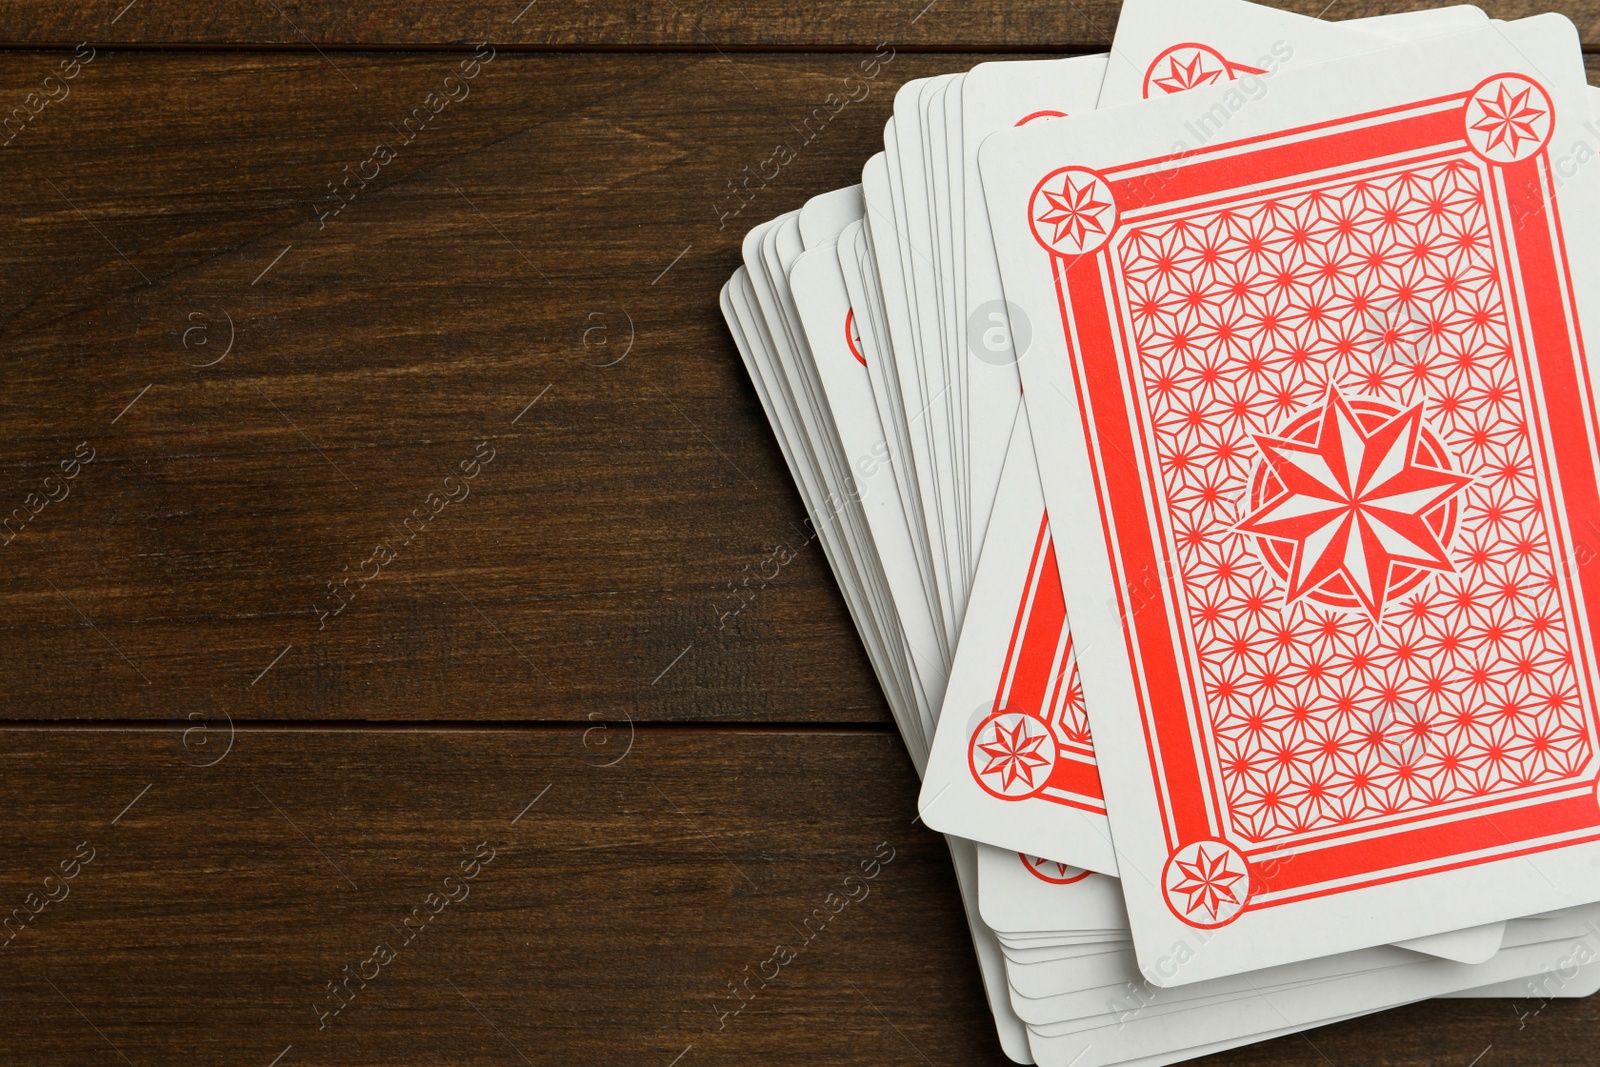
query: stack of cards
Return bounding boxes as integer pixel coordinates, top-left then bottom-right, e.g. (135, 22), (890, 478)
(720, 2), (1600, 1061)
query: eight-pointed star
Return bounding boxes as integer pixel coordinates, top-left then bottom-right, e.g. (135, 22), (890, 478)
(1236, 390), (1473, 621)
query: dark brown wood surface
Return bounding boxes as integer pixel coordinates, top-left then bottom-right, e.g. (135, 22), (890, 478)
(1, 4), (1598, 1064)
(0, 49), (984, 724)
(1, 728), (1596, 1067)
(0, 0), (1598, 47)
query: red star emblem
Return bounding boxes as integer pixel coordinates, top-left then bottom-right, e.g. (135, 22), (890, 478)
(1152, 52), (1224, 94)
(976, 718), (1050, 790)
(1169, 844), (1245, 920)
(1471, 82), (1547, 158)
(1236, 391), (1473, 621)
(1036, 176), (1113, 249)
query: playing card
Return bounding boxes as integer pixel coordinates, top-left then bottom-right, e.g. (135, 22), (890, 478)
(949, 835), (1041, 1062)
(725, 221), (924, 758)
(798, 184), (865, 250)
(1026, 921), (1600, 1067)
(725, 204), (1035, 1062)
(920, 412), (1116, 874)
(841, 214), (950, 659)
(1097, 0), (1391, 109)
(882, 101), (968, 625)
(719, 4), (1600, 1059)
(981, 16), (1600, 983)
(962, 55), (1112, 569)
(1017, 902), (1600, 1030)
(978, 842), (1128, 934)
(1394, 922), (1505, 965)
(864, 148), (963, 648)
(790, 221), (949, 745)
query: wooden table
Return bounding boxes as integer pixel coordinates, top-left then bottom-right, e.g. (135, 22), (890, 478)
(1, 3), (1596, 1063)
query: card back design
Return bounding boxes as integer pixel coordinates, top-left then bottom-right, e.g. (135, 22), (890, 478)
(1142, 43), (1267, 99)
(1031, 74), (1600, 927)
(967, 517), (1104, 812)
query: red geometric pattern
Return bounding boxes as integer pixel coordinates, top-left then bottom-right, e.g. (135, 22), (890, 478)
(1059, 644), (1090, 748)
(1235, 390), (1474, 621)
(1115, 157), (1595, 845)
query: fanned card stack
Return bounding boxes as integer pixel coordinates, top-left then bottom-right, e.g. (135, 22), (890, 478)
(720, 2), (1600, 1061)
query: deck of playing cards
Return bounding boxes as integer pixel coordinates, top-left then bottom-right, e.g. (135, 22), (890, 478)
(720, 2), (1600, 1061)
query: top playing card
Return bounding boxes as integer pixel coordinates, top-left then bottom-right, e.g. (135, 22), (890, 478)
(982, 17), (1600, 983)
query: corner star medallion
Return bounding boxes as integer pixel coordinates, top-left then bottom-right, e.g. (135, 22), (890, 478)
(1165, 842), (1248, 925)
(1236, 390), (1472, 622)
(978, 718), (1049, 789)
(1473, 84), (1545, 155)
(1029, 168), (1118, 256)
(1465, 74), (1553, 164)
(969, 711), (1058, 799)
(1151, 51), (1225, 94)
(1142, 44), (1266, 99)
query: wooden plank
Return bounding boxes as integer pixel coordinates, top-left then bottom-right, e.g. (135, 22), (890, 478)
(8, 0), (1127, 49)
(0, 0), (1595, 49)
(0, 50), (996, 722)
(0, 728), (1587, 1065)
(0, 0), (1102, 49)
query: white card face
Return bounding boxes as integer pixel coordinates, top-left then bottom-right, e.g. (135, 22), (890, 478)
(1445, 963), (1600, 999)
(1022, 904), (1593, 1028)
(962, 55), (1111, 571)
(865, 144), (963, 649)
(1027, 924), (1600, 1067)
(921, 79), (970, 594)
(790, 235), (949, 753)
(1392, 922), (1505, 965)
(841, 216), (950, 664)
(886, 87), (969, 631)
(1443, 912), (1600, 998)
(732, 215), (927, 758)
(977, 842), (1128, 935)
(798, 184), (865, 250)
(1341, 6), (1489, 41)
(982, 18), (1600, 984)
(1015, 956), (1396, 1031)
(920, 413), (1117, 875)
(1010, 905), (1600, 1036)
(1096, 0), (1390, 109)
(1026, 1010), (1378, 1067)
(847, 232), (948, 663)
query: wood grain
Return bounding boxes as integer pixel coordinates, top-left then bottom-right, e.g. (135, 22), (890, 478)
(0, 728), (1589, 1067)
(0, 50), (994, 722)
(1, 0), (1599, 48)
